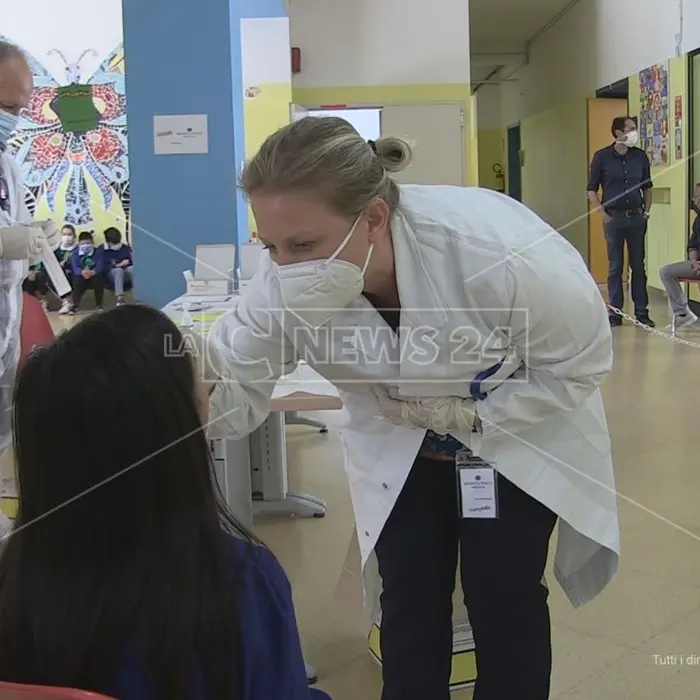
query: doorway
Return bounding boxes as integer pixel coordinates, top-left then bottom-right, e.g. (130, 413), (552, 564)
(587, 96), (628, 284)
(305, 104), (465, 186)
(307, 108), (381, 141)
(506, 124), (522, 201)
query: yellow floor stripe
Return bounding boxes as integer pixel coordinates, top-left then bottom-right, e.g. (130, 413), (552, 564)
(368, 623), (477, 690)
(1, 497), (17, 519)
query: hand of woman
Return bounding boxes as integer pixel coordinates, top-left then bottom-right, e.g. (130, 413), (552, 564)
(371, 386), (476, 434)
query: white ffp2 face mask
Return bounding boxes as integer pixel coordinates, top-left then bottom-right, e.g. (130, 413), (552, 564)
(274, 215), (374, 328)
(624, 130), (639, 147)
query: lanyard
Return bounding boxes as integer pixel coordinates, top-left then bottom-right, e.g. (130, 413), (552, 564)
(469, 360), (505, 401)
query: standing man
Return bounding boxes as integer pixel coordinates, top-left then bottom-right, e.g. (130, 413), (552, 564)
(588, 116), (654, 327)
(0, 41), (59, 533)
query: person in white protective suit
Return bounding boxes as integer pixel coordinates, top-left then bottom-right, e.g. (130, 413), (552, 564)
(202, 117), (619, 700)
(0, 42), (60, 535)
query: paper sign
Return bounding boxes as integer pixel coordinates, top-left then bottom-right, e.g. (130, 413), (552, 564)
(56, 84), (98, 133)
(153, 114), (209, 155)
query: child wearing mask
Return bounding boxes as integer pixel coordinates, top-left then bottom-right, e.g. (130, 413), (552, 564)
(55, 223), (77, 314)
(70, 230), (105, 313)
(21, 261), (49, 310)
(102, 226), (133, 306)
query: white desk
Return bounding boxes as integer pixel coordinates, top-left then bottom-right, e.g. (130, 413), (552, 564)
(162, 295), (343, 529)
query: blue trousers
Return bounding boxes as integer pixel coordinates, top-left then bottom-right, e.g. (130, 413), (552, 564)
(374, 456), (556, 700)
(604, 214), (648, 316)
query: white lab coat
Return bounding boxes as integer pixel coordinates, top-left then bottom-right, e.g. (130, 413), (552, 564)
(209, 185), (619, 619)
(0, 152), (30, 456)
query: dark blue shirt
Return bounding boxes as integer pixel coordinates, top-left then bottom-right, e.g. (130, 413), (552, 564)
(103, 243), (133, 270)
(587, 144), (652, 212)
(111, 538), (330, 700)
(689, 211), (700, 255)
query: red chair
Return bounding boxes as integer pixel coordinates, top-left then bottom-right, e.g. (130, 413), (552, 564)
(0, 681), (114, 699)
(18, 293), (55, 368)
(670, 278), (700, 336)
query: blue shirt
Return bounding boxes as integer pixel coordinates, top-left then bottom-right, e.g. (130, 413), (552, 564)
(103, 243), (133, 270)
(111, 538), (330, 700)
(587, 144), (652, 212)
(688, 208), (700, 255)
(71, 246), (105, 276)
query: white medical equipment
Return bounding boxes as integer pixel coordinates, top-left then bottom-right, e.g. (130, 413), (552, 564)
(238, 242), (264, 292)
(39, 238), (71, 297)
(183, 244), (235, 296)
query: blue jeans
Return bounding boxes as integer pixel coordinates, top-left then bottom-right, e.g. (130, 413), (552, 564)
(109, 266), (133, 296)
(604, 214), (648, 316)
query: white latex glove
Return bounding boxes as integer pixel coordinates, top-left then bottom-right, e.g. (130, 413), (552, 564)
(37, 220), (60, 250)
(371, 385), (476, 434)
(0, 224), (45, 260)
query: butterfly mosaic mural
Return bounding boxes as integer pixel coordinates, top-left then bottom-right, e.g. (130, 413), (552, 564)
(0, 37), (129, 237)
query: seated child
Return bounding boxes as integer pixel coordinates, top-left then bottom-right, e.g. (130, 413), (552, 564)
(103, 226), (133, 305)
(0, 305), (330, 700)
(21, 262), (49, 309)
(55, 223), (77, 314)
(70, 230), (105, 313)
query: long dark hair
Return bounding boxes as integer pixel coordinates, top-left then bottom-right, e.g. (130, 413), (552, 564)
(0, 305), (256, 699)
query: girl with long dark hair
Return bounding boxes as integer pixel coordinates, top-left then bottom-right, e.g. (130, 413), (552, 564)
(0, 305), (328, 700)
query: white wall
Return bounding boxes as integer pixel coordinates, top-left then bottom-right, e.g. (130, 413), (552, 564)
(682, 0), (700, 54)
(0, 0), (122, 81)
(499, 0), (683, 125)
(475, 85), (502, 131)
(290, 0), (470, 87)
(241, 17), (291, 85)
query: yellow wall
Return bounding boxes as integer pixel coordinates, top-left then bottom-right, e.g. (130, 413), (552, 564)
(628, 56), (688, 291)
(243, 82), (293, 235)
(292, 84), (477, 186)
(468, 94), (479, 187)
(518, 97), (590, 260)
(477, 130), (505, 190)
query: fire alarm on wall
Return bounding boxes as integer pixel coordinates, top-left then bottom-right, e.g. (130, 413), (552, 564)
(291, 47), (301, 73)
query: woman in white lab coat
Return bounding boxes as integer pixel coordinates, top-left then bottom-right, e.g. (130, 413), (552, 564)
(205, 116), (619, 700)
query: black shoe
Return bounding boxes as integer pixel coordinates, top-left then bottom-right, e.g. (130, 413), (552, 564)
(636, 314), (655, 328)
(609, 314), (622, 327)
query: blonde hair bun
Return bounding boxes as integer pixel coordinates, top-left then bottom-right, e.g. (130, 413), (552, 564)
(374, 136), (413, 173)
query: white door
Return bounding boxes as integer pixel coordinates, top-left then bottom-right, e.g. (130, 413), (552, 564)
(291, 104), (309, 121)
(381, 103), (464, 186)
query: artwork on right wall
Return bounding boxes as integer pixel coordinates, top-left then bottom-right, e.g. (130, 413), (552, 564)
(674, 94), (683, 161)
(638, 62), (669, 166)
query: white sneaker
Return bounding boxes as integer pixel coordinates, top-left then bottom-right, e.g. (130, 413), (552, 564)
(0, 511), (11, 541)
(58, 299), (72, 315)
(666, 311), (699, 333)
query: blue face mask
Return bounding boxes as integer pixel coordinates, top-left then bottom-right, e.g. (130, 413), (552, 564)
(79, 244), (93, 255)
(0, 109), (19, 148)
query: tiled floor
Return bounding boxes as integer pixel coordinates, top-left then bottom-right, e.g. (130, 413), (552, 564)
(6, 301), (700, 698)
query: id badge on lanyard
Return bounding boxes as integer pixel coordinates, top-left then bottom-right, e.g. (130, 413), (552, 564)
(455, 448), (498, 519)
